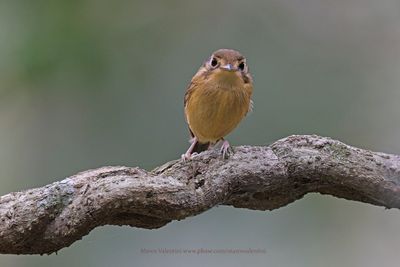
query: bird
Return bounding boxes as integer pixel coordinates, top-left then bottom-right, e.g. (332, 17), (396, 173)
(182, 49), (253, 160)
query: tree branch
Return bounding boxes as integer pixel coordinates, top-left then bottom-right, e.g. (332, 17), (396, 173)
(1, 135), (399, 255)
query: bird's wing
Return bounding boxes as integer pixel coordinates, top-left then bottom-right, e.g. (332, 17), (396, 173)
(247, 99), (254, 115)
(183, 79), (198, 138)
(184, 81), (195, 109)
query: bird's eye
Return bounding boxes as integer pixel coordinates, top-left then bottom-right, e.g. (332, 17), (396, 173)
(238, 62), (245, 71)
(210, 57), (218, 68)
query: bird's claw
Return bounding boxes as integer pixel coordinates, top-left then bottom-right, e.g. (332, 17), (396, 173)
(181, 152), (198, 161)
(220, 140), (233, 159)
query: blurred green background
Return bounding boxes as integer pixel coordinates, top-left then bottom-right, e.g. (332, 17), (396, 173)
(1, 0), (400, 266)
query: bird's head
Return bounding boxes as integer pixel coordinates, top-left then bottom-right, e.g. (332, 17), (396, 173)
(202, 49), (252, 85)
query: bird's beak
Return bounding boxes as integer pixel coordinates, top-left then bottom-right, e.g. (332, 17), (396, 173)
(220, 64), (236, 72)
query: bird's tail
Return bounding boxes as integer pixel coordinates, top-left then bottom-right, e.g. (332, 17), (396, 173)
(192, 141), (210, 154)
(188, 127), (210, 154)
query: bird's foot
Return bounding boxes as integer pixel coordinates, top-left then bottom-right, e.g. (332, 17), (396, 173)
(220, 140), (234, 159)
(182, 137), (199, 161)
(181, 152), (198, 161)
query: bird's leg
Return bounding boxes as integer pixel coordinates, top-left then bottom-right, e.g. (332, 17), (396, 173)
(220, 139), (234, 159)
(181, 137), (198, 161)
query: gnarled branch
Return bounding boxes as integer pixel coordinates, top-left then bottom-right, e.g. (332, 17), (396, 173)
(0, 135), (399, 255)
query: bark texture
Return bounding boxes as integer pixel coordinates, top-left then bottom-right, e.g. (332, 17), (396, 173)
(0, 135), (399, 255)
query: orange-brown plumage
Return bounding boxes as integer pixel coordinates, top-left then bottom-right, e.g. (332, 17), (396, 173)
(182, 49), (253, 160)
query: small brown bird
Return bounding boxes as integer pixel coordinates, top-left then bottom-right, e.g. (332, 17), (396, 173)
(182, 49), (253, 160)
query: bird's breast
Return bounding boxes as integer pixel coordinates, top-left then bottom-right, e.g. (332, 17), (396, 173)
(186, 81), (252, 143)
